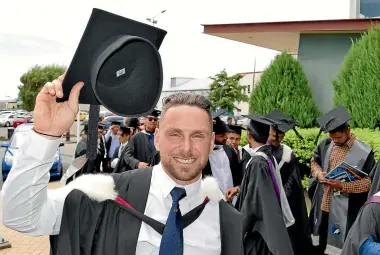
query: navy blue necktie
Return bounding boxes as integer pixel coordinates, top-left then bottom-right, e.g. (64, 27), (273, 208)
(159, 187), (187, 255)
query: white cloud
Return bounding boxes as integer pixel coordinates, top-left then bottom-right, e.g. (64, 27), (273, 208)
(0, 0), (350, 98)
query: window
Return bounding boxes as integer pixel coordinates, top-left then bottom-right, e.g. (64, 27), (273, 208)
(360, 0), (380, 17)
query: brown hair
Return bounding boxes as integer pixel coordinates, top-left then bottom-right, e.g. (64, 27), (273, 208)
(161, 92), (213, 125)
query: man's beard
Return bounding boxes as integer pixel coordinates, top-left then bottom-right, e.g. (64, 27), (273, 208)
(160, 154), (204, 182)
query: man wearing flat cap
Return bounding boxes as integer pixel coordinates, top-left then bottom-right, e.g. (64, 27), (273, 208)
(226, 113), (294, 255)
(265, 109), (313, 255)
(309, 105), (376, 255)
(202, 110), (242, 198)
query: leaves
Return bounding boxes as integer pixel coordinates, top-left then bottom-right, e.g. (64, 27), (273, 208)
(18, 64), (66, 111)
(250, 52), (320, 128)
(208, 69), (249, 112)
(333, 27), (380, 128)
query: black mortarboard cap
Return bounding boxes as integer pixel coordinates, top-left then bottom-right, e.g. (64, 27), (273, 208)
(147, 109), (161, 117)
(243, 114), (281, 142)
(111, 121), (121, 126)
(227, 124), (246, 136)
(317, 105), (351, 133)
(119, 125), (131, 134)
(266, 109), (303, 140)
(212, 109), (226, 119)
(314, 105), (351, 145)
(211, 109), (228, 135)
(57, 8), (167, 117)
(127, 117), (140, 129)
(98, 123), (105, 129)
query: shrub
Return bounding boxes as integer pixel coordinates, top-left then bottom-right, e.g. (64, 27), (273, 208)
(333, 27), (380, 128)
(250, 52), (320, 128)
(240, 128), (380, 164)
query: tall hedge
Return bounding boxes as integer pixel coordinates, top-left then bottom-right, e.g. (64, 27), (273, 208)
(240, 128), (380, 164)
(333, 27), (380, 129)
(250, 52), (320, 128)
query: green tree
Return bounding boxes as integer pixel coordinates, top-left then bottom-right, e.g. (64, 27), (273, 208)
(208, 69), (249, 112)
(250, 52), (320, 128)
(333, 27), (380, 129)
(18, 64), (66, 111)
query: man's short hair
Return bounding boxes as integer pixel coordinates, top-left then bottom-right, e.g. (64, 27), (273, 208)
(161, 92), (213, 124)
(329, 123), (350, 134)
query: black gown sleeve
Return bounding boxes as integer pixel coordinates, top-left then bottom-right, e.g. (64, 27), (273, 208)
(369, 161), (380, 197)
(122, 137), (140, 169)
(282, 154), (301, 198)
(54, 189), (103, 255)
(342, 203), (380, 255)
(223, 145), (243, 186)
(240, 159), (294, 255)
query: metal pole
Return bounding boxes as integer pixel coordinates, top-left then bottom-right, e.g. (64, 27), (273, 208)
(76, 105), (80, 144)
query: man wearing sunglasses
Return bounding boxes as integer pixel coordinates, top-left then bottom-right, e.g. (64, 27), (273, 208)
(121, 110), (161, 171)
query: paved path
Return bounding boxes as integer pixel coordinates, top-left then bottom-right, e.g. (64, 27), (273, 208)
(0, 181), (62, 255)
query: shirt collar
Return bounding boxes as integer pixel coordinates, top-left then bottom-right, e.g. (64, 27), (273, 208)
(154, 163), (202, 199)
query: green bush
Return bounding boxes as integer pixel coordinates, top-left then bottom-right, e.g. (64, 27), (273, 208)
(240, 128), (380, 164)
(333, 27), (380, 128)
(250, 52), (320, 128)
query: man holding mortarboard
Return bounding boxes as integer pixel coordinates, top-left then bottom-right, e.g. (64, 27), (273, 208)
(202, 110), (242, 197)
(226, 114), (294, 255)
(121, 109), (161, 170)
(309, 105), (376, 255)
(226, 124), (246, 160)
(266, 109), (313, 255)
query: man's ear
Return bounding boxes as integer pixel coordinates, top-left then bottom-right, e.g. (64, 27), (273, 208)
(154, 128), (160, 151)
(209, 132), (215, 155)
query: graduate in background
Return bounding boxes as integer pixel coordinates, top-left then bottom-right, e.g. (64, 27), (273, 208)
(226, 124), (246, 161)
(110, 126), (131, 172)
(226, 114), (294, 255)
(122, 109), (161, 169)
(341, 191), (380, 254)
(309, 105), (376, 255)
(202, 110), (242, 195)
(266, 109), (313, 255)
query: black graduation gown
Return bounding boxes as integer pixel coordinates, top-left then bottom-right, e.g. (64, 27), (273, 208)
(308, 138), (376, 240)
(271, 144), (313, 255)
(202, 144), (243, 186)
(368, 160), (380, 197)
(240, 147), (251, 172)
(341, 195), (380, 254)
(112, 145), (132, 173)
(235, 145), (294, 255)
(123, 132), (160, 169)
(50, 168), (244, 255)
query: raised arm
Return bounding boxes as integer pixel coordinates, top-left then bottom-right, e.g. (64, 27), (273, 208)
(2, 72), (84, 236)
(2, 131), (73, 235)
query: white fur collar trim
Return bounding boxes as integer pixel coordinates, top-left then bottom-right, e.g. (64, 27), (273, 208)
(281, 144), (292, 163)
(67, 173), (225, 203)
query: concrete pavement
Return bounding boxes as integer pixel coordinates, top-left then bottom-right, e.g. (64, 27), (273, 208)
(0, 139), (77, 254)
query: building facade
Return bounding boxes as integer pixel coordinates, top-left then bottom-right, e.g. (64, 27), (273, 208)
(156, 73), (262, 115)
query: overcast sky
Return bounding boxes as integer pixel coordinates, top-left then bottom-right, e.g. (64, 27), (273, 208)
(0, 0), (351, 99)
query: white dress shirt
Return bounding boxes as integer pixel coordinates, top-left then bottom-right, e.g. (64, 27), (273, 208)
(111, 142), (128, 169)
(105, 130), (119, 158)
(2, 130), (221, 255)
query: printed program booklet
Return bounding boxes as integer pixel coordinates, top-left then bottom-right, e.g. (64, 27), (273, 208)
(325, 162), (368, 183)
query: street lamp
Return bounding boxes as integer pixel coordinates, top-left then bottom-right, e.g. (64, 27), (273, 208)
(146, 10), (166, 26)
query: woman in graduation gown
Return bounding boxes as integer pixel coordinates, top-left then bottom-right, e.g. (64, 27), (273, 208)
(227, 114), (294, 255)
(266, 109), (313, 255)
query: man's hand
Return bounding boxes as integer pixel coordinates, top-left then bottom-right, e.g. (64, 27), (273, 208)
(324, 179), (343, 190)
(138, 162), (150, 168)
(226, 186), (240, 201)
(33, 72), (84, 140)
(317, 172), (327, 182)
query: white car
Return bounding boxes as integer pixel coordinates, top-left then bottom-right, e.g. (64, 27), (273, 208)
(0, 114), (18, 127)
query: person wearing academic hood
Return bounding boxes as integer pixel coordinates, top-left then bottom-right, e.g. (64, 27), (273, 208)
(226, 113), (294, 255)
(309, 105), (376, 255)
(226, 124), (246, 160)
(265, 109), (313, 255)
(121, 109), (161, 171)
(202, 110), (243, 197)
